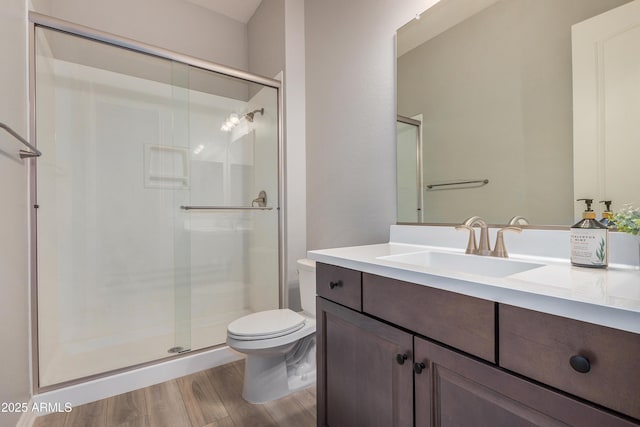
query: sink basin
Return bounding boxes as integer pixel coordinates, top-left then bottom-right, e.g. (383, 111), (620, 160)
(378, 251), (544, 278)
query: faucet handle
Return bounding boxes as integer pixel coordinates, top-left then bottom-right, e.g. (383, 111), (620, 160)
(455, 225), (477, 254)
(491, 226), (521, 258)
(508, 215), (529, 226)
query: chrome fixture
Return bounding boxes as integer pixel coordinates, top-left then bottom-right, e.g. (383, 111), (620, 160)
(490, 227), (521, 258)
(244, 108), (264, 122)
(180, 191), (271, 211)
(0, 121), (42, 159)
(221, 108), (264, 132)
(251, 190), (267, 207)
(426, 178), (489, 190)
(456, 216), (491, 256)
(509, 215), (529, 226)
(457, 217), (522, 258)
(455, 224), (477, 254)
(180, 205), (273, 211)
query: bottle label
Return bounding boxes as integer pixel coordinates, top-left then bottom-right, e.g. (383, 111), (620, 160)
(570, 228), (608, 267)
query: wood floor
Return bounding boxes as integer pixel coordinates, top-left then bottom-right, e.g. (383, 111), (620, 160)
(33, 360), (316, 427)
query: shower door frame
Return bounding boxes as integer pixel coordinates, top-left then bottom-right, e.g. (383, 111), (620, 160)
(28, 12), (286, 394)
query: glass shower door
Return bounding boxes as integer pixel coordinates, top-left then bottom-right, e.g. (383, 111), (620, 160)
(180, 66), (280, 351)
(34, 25), (280, 388)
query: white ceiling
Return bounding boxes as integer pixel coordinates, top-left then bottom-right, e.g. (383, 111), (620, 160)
(183, 0), (263, 23)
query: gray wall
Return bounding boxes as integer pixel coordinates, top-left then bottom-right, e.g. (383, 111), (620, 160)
(249, 0), (285, 79)
(304, 0), (437, 249)
(0, 3), (30, 426)
(31, 0), (249, 70)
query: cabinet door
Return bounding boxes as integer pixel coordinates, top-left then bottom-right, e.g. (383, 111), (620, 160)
(317, 297), (413, 427)
(414, 337), (637, 427)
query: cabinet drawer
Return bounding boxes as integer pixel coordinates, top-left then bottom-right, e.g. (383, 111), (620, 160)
(499, 304), (640, 420)
(363, 273), (495, 362)
(415, 336), (637, 427)
(316, 263), (362, 311)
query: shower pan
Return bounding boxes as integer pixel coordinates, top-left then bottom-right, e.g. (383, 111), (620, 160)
(30, 14), (283, 391)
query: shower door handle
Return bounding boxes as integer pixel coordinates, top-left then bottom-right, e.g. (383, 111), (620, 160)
(180, 206), (273, 211)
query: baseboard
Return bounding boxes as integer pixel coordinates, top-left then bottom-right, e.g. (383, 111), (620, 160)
(30, 346), (242, 419)
(15, 404), (37, 427)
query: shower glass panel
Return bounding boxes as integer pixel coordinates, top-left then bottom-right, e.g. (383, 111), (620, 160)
(34, 26), (280, 388)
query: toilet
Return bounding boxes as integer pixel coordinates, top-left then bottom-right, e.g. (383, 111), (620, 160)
(226, 259), (316, 403)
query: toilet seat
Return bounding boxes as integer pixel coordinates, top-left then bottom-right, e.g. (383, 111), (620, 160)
(227, 309), (306, 341)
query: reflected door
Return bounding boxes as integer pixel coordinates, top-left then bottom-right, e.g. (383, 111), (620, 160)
(397, 116), (423, 223)
(573, 0), (640, 217)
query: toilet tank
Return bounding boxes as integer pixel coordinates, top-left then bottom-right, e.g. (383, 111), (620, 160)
(297, 259), (316, 316)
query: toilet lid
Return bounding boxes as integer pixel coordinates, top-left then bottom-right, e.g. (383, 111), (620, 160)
(227, 309), (306, 340)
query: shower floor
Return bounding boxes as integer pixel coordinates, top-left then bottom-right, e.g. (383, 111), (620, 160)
(40, 310), (250, 387)
(38, 279), (265, 387)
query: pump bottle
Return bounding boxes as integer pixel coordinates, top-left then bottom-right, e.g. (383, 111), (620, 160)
(570, 199), (608, 268)
(599, 200), (617, 230)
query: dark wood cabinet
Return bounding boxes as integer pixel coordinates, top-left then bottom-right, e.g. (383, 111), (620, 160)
(316, 266), (640, 426)
(316, 262), (362, 311)
(414, 336), (637, 427)
(363, 273), (495, 362)
(316, 297), (413, 427)
(499, 304), (640, 420)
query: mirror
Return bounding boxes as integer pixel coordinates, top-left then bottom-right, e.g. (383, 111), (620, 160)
(397, 0), (639, 226)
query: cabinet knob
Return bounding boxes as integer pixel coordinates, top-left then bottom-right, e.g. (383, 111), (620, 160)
(329, 280), (342, 289)
(414, 362), (426, 374)
(396, 353), (408, 365)
(569, 355), (591, 373)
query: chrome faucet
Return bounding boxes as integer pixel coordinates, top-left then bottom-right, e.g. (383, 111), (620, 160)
(456, 216), (491, 256)
(456, 217), (522, 258)
(490, 226), (521, 258)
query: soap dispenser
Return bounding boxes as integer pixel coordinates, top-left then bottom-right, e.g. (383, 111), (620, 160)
(599, 200), (617, 230)
(570, 198), (608, 268)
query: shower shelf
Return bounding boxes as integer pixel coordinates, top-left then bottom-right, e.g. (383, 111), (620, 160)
(180, 206), (274, 211)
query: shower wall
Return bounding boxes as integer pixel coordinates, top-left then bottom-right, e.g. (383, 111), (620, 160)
(35, 27), (280, 387)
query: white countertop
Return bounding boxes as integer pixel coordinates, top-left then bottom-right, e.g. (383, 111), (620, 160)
(308, 239), (640, 334)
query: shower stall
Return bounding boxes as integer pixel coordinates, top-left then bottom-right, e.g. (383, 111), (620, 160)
(30, 14), (283, 390)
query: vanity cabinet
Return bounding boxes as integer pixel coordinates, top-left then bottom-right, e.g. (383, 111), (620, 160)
(315, 262), (639, 426)
(499, 304), (640, 420)
(316, 262), (362, 311)
(316, 297), (413, 426)
(414, 336), (637, 427)
(362, 273), (495, 362)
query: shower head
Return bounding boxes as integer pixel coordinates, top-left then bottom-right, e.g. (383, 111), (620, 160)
(221, 108), (264, 132)
(244, 108), (264, 122)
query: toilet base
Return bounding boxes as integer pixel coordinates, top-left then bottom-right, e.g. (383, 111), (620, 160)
(240, 336), (316, 404)
(241, 353), (316, 404)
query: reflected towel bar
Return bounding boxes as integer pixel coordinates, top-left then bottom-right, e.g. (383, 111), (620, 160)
(181, 206), (273, 211)
(426, 179), (489, 190)
(0, 121), (42, 158)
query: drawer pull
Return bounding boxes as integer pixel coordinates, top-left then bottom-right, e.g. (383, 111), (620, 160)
(569, 355), (591, 373)
(329, 280), (342, 289)
(414, 362), (426, 374)
(396, 353), (408, 365)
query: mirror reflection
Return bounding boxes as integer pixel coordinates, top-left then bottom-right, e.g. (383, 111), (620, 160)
(397, 0), (639, 226)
